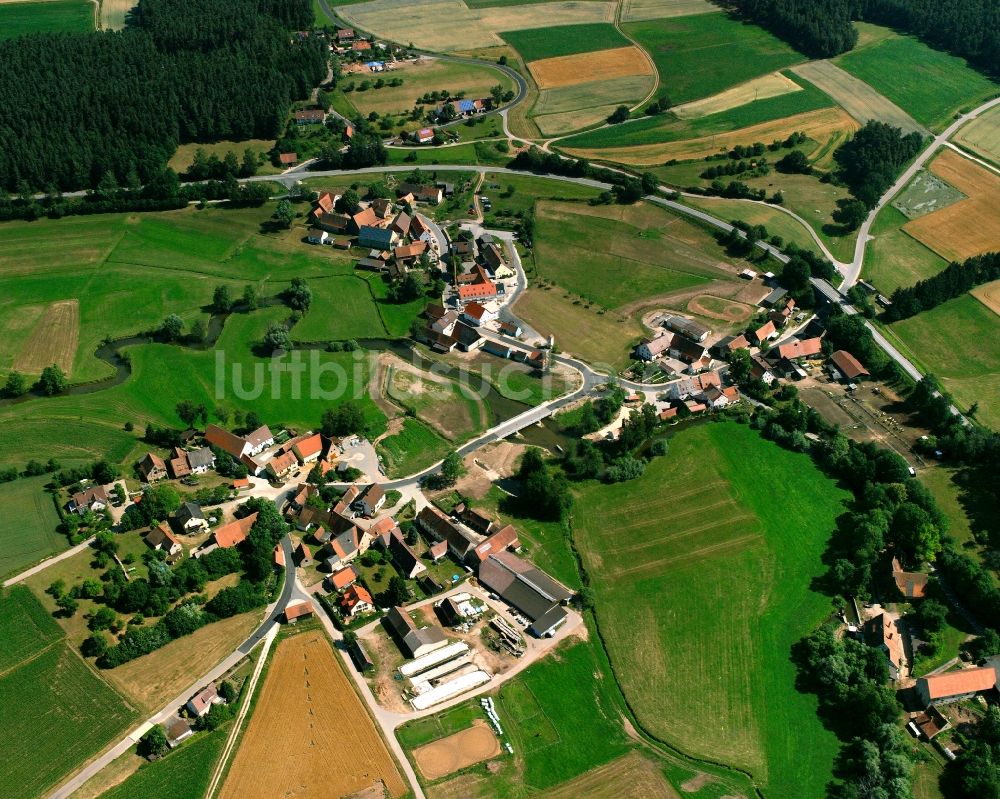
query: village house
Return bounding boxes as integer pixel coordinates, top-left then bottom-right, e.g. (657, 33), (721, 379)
(396, 183), (442, 205)
(457, 280), (498, 303)
(186, 684), (223, 718)
(916, 667), (997, 706)
(393, 240), (427, 266)
(668, 334), (707, 364)
(417, 505), (481, 561)
(145, 522), (182, 556)
(169, 450), (191, 479)
(469, 523), (520, 564)
(187, 447), (216, 474)
(358, 225), (397, 250)
(351, 206), (381, 231)
(892, 557), (928, 599)
(327, 565), (360, 592)
(713, 334), (750, 358)
(480, 242), (514, 279)
(354, 483), (386, 516)
(295, 541), (313, 566)
(266, 450), (298, 480)
(341, 585), (375, 617)
(68, 485), (110, 515)
(384, 606), (448, 658)
(284, 600), (315, 623)
(291, 432), (323, 463)
(637, 334), (672, 362)
(777, 337), (823, 361)
(750, 355), (776, 385)
(294, 109), (325, 125)
(138, 452), (167, 482)
(278, 152), (298, 167)
(322, 526), (371, 571)
(165, 717), (193, 749)
(862, 613), (906, 680)
(205, 423), (274, 460)
(428, 540), (449, 563)
(461, 301), (498, 327)
(336, 27), (355, 41)
(370, 197), (393, 219)
(498, 320), (522, 338)
(210, 513), (258, 549)
(175, 501), (208, 533)
(315, 191), (339, 214)
(761, 287), (788, 308)
(415, 128), (434, 144)
(315, 212), (351, 234)
(752, 320), (777, 345)
(410, 214), (431, 241)
(307, 228), (329, 245)
(389, 530), (427, 579)
(389, 211), (411, 238)
(455, 503), (493, 535)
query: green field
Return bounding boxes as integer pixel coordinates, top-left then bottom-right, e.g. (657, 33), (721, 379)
(572, 422), (846, 796)
(0, 0), (92, 39)
(500, 23), (629, 62)
(623, 12), (806, 107)
(0, 476), (66, 578)
(837, 34), (999, 131)
(0, 587), (136, 799)
(559, 73), (833, 149)
(890, 293), (1000, 429)
(865, 206), (949, 295)
(98, 727), (227, 799)
(343, 58), (511, 117)
(396, 702), (483, 749)
(533, 75), (656, 136)
(534, 200), (733, 308)
(681, 195), (822, 256)
(376, 417), (451, 477)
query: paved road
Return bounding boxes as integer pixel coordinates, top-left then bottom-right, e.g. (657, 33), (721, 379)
(3, 535), (95, 587)
(46, 536), (298, 799)
(841, 95), (1000, 290)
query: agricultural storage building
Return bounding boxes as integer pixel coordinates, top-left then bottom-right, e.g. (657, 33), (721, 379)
(478, 552), (572, 637)
(830, 350), (869, 381)
(384, 606), (448, 658)
(917, 667), (996, 706)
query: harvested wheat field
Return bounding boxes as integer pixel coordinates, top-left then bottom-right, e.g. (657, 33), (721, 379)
(218, 631), (407, 799)
(529, 46), (652, 89)
(621, 0), (715, 21)
(413, 720), (500, 780)
(478, 1), (613, 32)
(564, 107), (858, 165)
(99, 0), (135, 28)
(13, 299), (78, 375)
(539, 752), (680, 799)
(791, 60), (926, 136)
(972, 279), (1000, 317)
(673, 72), (802, 119)
(687, 294), (752, 322)
(955, 104), (1000, 166)
(905, 149), (1000, 262)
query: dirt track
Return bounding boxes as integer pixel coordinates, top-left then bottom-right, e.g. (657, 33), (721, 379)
(413, 720), (500, 780)
(218, 631), (406, 799)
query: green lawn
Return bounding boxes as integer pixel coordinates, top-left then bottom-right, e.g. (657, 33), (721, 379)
(623, 12), (807, 106)
(385, 140), (510, 168)
(376, 417), (451, 477)
(837, 34), (999, 131)
(533, 200), (734, 308)
(0, 476), (66, 579)
(865, 206), (949, 295)
(500, 23), (630, 61)
(98, 726), (228, 799)
(292, 276), (388, 341)
(0, 0), (92, 39)
(890, 293), (1000, 429)
(0, 588), (136, 799)
(396, 703), (483, 749)
(572, 421), (846, 797)
(559, 73), (832, 150)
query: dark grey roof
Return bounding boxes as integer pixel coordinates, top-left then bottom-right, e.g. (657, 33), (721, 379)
(389, 531), (422, 575)
(187, 447), (215, 469)
(478, 552), (572, 621)
(177, 501), (204, 522)
(384, 606), (446, 657)
(528, 605), (567, 636)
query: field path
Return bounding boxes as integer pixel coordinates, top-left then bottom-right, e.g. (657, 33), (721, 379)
(613, 0), (659, 112)
(3, 536), (95, 587)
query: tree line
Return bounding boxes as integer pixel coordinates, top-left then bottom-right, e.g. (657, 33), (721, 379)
(882, 252), (1000, 321)
(723, 0), (1000, 78)
(0, 0), (325, 192)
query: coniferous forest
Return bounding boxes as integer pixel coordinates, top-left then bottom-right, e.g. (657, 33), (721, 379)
(0, 0), (325, 192)
(724, 0), (1000, 75)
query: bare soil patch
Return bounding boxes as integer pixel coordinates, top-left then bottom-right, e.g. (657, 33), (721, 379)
(413, 720), (500, 780)
(218, 631), (407, 799)
(529, 46), (652, 89)
(13, 299), (79, 376)
(681, 772), (715, 792)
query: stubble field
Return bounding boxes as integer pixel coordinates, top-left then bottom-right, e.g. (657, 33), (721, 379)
(219, 631), (407, 799)
(904, 149), (1000, 262)
(572, 422), (845, 797)
(12, 298), (79, 376)
(620, 0), (714, 21)
(954, 103), (1000, 167)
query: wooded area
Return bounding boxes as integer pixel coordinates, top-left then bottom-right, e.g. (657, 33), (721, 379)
(0, 0), (324, 191)
(724, 0), (1000, 76)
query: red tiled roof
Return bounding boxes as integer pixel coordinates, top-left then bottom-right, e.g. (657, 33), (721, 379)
(284, 600), (315, 621)
(293, 433), (323, 459)
(353, 207), (379, 229)
(279, 152), (298, 165)
(316, 192), (335, 214)
(831, 350), (869, 379)
(754, 320), (776, 341)
(341, 584), (374, 611)
(921, 667), (996, 700)
(214, 513), (258, 548)
(778, 337), (823, 360)
(330, 566), (359, 590)
(458, 281), (497, 301)
(205, 424), (246, 459)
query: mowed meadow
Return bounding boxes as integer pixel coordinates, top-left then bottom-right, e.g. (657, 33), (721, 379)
(0, 587), (137, 799)
(0, 0), (93, 39)
(572, 422), (847, 797)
